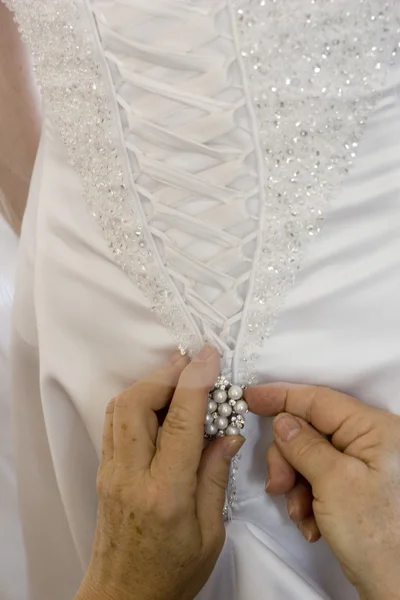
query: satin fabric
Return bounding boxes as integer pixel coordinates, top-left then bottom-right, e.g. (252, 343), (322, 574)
(11, 5), (400, 600)
(0, 217), (27, 600)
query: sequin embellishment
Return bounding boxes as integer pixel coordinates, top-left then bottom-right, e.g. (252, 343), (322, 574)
(6, 0), (399, 382)
(5, 0), (202, 357)
(5, 0), (400, 513)
(232, 0), (400, 384)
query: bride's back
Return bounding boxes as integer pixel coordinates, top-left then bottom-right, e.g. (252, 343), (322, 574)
(4, 2), (400, 599)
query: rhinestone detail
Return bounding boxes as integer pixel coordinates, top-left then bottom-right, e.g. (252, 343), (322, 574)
(205, 378), (248, 439)
(5, 0), (400, 516)
(232, 0), (400, 384)
(5, 0), (202, 357)
(7, 0), (399, 382)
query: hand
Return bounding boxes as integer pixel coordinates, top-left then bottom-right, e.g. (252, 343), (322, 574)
(246, 384), (400, 600)
(76, 346), (244, 600)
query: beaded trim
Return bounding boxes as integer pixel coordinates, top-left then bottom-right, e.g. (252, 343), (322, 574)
(5, 0), (400, 515)
(8, 0), (399, 384)
(232, 0), (400, 384)
(5, 0), (202, 357)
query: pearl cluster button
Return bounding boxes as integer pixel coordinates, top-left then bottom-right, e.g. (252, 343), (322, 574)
(204, 377), (248, 439)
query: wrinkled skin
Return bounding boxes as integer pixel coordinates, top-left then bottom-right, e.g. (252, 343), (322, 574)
(247, 384), (400, 600)
(75, 346), (243, 600)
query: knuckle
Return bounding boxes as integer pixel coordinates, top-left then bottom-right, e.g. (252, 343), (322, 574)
(113, 382), (142, 411)
(314, 386), (333, 407)
(96, 471), (105, 496)
(154, 502), (177, 524)
(304, 386), (325, 423)
(145, 491), (177, 523)
(143, 477), (191, 523)
(336, 455), (360, 479)
(96, 468), (112, 498)
(163, 404), (191, 436)
(206, 464), (231, 493)
(294, 436), (326, 463)
(179, 362), (215, 392)
(105, 398), (116, 414)
(96, 464), (128, 501)
(286, 385), (326, 423)
(114, 391), (131, 410)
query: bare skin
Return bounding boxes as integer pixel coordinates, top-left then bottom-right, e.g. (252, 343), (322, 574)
(75, 349), (400, 600)
(3, 3), (400, 597)
(75, 346), (243, 600)
(246, 384), (400, 600)
(0, 2), (41, 234)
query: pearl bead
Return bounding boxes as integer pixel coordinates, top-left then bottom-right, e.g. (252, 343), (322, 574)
(228, 385), (243, 400)
(226, 425), (240, 436)
(216, 416), (229, 430)
(208, 400), (217, 413)
(234, 400), (248, 415)
(204, 413), (214, 425)
(213, 389), (228, 404)
(218, 402), (232, 417)
(205, 423), (218, 437)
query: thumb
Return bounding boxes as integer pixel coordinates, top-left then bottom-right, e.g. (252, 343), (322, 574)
(196, 437), (244, 537)
(273, 413), (341, 487)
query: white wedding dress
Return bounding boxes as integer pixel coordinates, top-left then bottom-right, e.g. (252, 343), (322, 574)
(6, 1), (400, 599)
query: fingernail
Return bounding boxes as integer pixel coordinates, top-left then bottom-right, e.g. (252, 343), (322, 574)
(193, 344), (215, 363)
(169, 348), (185, 364)
(298, 522), (313, 543)
(224, 436), (245, 459)
(287, 498), (295, 518)
(265, 478), (271, 493)
(274, 414), (301, 442)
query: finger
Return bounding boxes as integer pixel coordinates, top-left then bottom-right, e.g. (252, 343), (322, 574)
(286, 478), (313, 524)
(273, 413), (342, 487)
(197, 436), (245, 544)
(113, 351), (189, 467)
(100, 399), (115, 468)
(266, 442), (296, 495)
(298, 515), (321, 543)
(246, 384), (362, 438)
(154, 345), (220, 483)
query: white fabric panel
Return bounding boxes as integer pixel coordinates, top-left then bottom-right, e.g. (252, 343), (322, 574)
(0, 217), (27, 600)
(4, 2), (400, 600)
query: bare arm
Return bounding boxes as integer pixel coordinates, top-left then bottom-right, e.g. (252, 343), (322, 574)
(0, 2), (41, 234)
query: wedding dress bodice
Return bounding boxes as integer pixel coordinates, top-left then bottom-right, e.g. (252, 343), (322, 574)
(7, 1), (400, 599)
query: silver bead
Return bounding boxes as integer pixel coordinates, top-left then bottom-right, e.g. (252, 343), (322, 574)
(205, 423), (218, 437)
(204, 413), (214, 425)
(234, 400), (248, 415)
(208, 400), (217, 413)
(216, 416), (229, 430)
(226, 425), (240, 436)
(213, 389), (228, 404)
(218, 402), (232, 417)
(228, 385), (243, 400)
